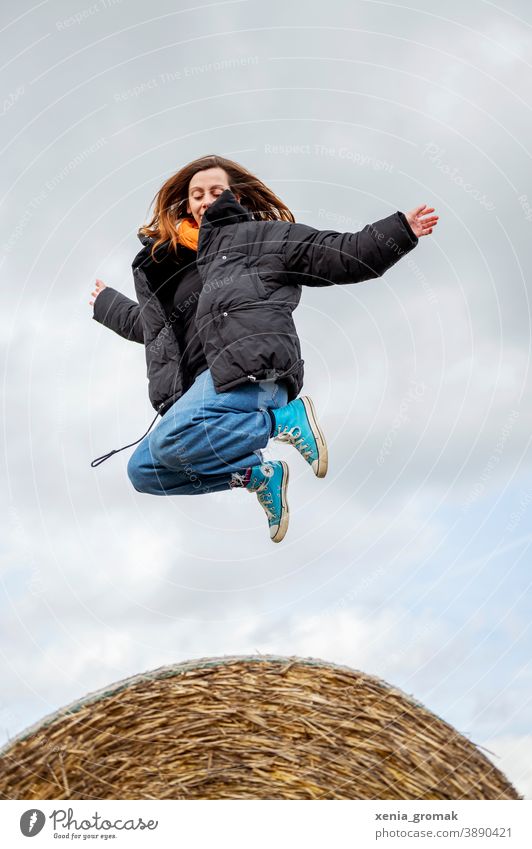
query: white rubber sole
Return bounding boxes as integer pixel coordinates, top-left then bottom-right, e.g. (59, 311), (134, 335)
(271, 461), (289, 543)
(301, 396), (328, 478)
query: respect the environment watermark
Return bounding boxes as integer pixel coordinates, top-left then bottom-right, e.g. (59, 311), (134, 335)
(462, 409), (520, 509)
(376, 379), (426, 467)
(1, 84), (25, 116)
(55, 0), (123, 29)
(2, 137), (108, 255)
(114, 57), (259, 101)
(517, 193), (532, 222)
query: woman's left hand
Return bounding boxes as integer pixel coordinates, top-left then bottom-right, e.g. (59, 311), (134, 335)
(405, 205), (439, 238)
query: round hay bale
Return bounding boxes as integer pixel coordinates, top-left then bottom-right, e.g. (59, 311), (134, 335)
(0, 655), (519, 800)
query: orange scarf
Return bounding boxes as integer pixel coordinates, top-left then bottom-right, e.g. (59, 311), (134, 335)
(176, 217), (199, 251)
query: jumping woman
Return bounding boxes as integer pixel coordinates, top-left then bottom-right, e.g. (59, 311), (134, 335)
(90, 155), (438, 542)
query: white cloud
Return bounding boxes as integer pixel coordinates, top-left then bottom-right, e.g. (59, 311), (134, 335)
(481, 735), (532, 800)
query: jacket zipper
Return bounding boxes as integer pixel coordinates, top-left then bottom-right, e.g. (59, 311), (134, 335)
(219, 300), (295, 315)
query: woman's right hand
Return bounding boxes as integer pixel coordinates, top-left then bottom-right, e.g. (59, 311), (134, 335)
(89, 279), (107, 307)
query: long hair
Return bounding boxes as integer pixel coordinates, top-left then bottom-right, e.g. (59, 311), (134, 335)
(138, 155), (295, 260)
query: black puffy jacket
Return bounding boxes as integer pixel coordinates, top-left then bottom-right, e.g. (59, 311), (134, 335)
(93, 189), (418, 421)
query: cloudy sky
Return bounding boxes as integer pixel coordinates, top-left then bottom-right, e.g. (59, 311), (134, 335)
(1, 0), (531, 798)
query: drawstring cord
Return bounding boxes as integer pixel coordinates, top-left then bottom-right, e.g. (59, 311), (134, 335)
(90, 411), (160, 468)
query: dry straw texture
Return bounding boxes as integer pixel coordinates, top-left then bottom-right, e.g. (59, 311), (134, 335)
(0, 655), (519, 800)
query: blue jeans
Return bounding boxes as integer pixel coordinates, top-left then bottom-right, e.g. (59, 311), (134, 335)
(127, 369), (289, 495)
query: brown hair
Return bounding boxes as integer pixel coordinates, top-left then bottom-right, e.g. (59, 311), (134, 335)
(138, 154), (295, 260)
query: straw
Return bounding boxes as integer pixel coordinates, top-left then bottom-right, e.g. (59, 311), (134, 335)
(0, 654), (520, 800)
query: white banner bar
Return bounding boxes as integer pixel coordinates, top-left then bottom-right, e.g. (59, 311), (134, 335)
(1, 799), (531, 848)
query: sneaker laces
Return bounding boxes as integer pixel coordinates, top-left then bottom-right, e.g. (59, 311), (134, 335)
(256, 486), (276, 522)
(230, 471), (248, 488)
(274, 425), (314, 462)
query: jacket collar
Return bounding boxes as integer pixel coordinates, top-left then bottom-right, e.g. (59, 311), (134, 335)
(200, 188), (253, 227)
(137, 232), (155, 247)
(134, 188), (251, 267)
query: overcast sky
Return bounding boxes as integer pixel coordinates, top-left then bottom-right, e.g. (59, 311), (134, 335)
(1, 0), (531, 798)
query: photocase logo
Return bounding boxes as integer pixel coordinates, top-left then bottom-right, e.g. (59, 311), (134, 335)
(20, 809), (46, 837)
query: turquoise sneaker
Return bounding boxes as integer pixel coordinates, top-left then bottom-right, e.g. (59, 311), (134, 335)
(272, 396), (328, 478)
(246, 461), (289, 543)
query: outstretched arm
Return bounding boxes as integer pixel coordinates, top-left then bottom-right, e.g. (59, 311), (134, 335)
(283, 205), (438, 287)
(90, 279), (144, 344)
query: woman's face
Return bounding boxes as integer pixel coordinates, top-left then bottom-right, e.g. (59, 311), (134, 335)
(186, 167), (240, 226)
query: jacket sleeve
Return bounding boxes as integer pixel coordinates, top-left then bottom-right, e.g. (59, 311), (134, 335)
(283, 211), (418, 287)
(92, 285), (144, 344)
